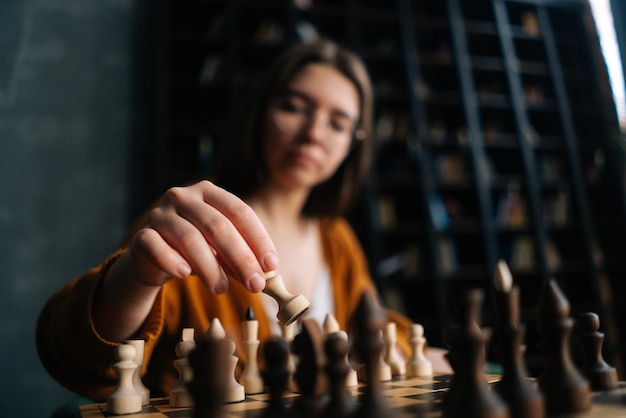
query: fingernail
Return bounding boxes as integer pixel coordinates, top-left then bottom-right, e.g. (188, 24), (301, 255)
(262, 252), (279, 271)
(215, 278), (229, 294)
(177, 263), (192, 278)
(249, 272), (265, 293)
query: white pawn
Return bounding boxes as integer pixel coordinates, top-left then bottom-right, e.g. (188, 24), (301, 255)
(406, 323), (432, 377)
(262, 271), (310, 325)
(170, 328), (196, 407)
(384, 322), (406, 376)
(323, 313), (358, 387)
(281, 320), (297, 391)
(208, 318), (245, 403)
(240, 308), (264, 394)
(126, 339), (150, 405)
(107, 344), (142, 415)
(377, 330), (392, 381)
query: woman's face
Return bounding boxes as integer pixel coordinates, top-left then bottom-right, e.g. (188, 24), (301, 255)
(262, 63), (360, 192)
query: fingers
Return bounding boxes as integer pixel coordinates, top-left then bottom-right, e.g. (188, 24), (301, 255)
(174, 181), (278, 291)
(133, 181), (277, 294)
(131, 227), (229, 294)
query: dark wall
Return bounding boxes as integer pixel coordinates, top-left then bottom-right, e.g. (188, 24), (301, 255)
(0, 1), (139, 416)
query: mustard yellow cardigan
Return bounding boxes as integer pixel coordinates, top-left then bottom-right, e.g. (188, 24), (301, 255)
(36, 217), (412, 402)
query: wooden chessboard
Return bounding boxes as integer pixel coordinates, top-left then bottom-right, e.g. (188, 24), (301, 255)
(78, 373), (626, 417)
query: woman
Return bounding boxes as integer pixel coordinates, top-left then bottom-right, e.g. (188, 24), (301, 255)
(37, 39), (447, 402)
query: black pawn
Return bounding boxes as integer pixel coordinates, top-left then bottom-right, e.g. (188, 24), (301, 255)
(187, 335), (230, 418)
(291, 318), (329, 418)
(575, 312), (618, 390)
(493, 287), (544, 418)
(351, 291), (391, 418)
(261, 336), (294, 418)
(536, 279), (591, 415)
(443, 288), (509, 418)
(323, 332), (356, 418)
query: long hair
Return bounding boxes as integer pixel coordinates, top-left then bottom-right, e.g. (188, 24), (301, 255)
(214, 39), (374, 217)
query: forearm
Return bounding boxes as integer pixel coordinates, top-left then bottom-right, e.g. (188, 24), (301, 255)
(92, 250), (163, 342)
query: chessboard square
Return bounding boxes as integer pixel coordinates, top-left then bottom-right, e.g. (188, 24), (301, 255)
(484, 374), (502, 384)
(383, 386), (435, 398)
(246, 392), (270, 401)
(223, 400), (269, 412)
(428, 373), (454, 382)
(77, 404), (106, 418)
(389, 377), (434, 387)
(412, 380), (451, 391)
(409, 390), (447, 402)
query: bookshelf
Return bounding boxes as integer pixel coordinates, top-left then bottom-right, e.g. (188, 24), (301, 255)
(152, 0), (626, 374)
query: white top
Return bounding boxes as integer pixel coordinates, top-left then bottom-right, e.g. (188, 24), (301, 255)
(262, 265), (334, 336)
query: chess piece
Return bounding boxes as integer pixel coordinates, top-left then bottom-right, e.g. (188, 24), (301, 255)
(323, 332), (356, 418)
(281, 320), (298, 391)
(323, 313), (358, 387)
(575, 312), (618, 390)
(492, 261), (544, 418)
(323, 312), (340, 334)
(261, 336), (294, 418)
(376, 330), (392, 382)
(443, 288), (509, 418)
(383, 322), (405, 376)
(170, 328), (196, 407)
(405, 323), (433, 377)
(208, 318), (245, 403)
(262, 271), (310, 325)
(107, 344), (142, 415)
(188, 332), (230, 418)
(125, 339), (150, 405)
(240, 307), (265, 394)
(352, 291), (391, 418)
(537, 279), (591, 415)
(292, 317), (329, 418)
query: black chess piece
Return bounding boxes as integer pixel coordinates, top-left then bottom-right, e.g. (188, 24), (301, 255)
(261, 336), (295, 418)
(492, 263), (545, 418)
(323, 332), (356, 418)
(536, 279), (591, 415)
(291, 317), (329, 418)
(575, 312), (618, 390)
(443, 288), (509, 418)
(187, 335), (230, 418)
(351, 291), (391, 418)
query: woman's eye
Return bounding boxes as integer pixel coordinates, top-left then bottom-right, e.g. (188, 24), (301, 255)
(278, 98), (308, 114)
(331, 119), (350, 133)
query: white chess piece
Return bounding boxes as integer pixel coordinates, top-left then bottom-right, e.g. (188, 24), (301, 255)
(126, 339), (150, 405)
(208, 318), (245, 403)
(240, 310), (264, 394)
(376, 331), (392, 381)
(281, 321), (297, 391)
(107, 344), (142, 415)
(384, 322), (406, 376)
(170, 328), (196, 407)
(262, 271), (310, 325)
(406, 323), (433, 377)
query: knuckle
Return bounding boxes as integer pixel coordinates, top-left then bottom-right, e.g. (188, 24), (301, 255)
(177, 228), (206, 249)
(162, 186), (187, 205)
(201, 215), (232, 238)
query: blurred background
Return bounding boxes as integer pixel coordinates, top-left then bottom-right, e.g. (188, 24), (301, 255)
(1, 0), (625, 417)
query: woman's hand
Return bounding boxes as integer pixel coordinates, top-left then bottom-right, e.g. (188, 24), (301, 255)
(93, 180), (278, 341)
(129, 180), (279, 293)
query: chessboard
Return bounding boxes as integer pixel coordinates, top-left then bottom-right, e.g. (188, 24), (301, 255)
(79, 373), (495, 418)
(78, 374), (626, 418)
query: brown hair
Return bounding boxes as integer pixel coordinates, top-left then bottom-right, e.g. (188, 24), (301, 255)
(214, 39), (374, 217)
